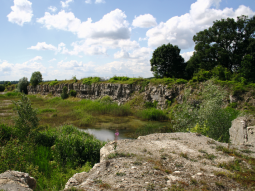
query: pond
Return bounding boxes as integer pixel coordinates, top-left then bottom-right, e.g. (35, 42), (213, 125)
(78, 115), (170, 141)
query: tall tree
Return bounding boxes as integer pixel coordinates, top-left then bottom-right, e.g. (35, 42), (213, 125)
(150, 43), (186, 78)
(187, 15), (255, 74)
(30, 71), (43, 87)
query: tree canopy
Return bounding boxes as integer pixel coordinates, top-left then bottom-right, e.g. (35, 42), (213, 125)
(30, 71), (43, 87)
(150, 43), (186, 78)
(186, 15), (255, 76)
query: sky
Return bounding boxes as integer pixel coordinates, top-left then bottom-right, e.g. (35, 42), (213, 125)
(0, 0), (254, 81)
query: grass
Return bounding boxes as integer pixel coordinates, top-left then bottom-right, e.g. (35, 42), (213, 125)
(135, 108), (169, 121)
(107, 152), (135, 159)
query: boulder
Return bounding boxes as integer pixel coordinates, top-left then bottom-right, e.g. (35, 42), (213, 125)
(0, 170), (36, 191)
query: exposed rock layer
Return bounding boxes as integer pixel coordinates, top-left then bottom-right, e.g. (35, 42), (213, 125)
(0, 170), (36, 191)
(65, 132), (255, 191)
(27, 83), (185, 109)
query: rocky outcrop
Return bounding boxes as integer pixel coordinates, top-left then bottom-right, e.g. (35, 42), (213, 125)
(229, 116), (255, 146)
(27, 83), (185, 109)
(0, 170), (36, 191)
(64, 132), (255, 191)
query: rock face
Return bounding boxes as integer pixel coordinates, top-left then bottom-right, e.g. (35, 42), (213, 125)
(0, 170), (36, 191)
(64, 132), (254, 191)
(230, 116), (255, 146)
(27, 83), (185, 109)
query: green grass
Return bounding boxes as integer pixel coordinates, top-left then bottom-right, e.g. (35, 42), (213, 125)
(82, 77), (101, 85)
(0, 124), (103, 191)
(135, 108), (169, 121)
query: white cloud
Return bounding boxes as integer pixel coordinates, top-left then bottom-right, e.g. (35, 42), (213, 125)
(37, 10), (81, 33)
(77, 9), (130, 39)
(95, 0), (105, 4)
(85, 0), (92, 3)
(48, 58), (56, 62)
(7, 0), (33, 26)
(146, 0), (255, 49)
(27, 42), (57, 51)
(132, 14), (157, 28)
(48, 6), (57, 12)
(57, 60), (96, 73)
(61, 0), (73, 8)
(181, 51), (194, 62)
(30, 56), (42, 61)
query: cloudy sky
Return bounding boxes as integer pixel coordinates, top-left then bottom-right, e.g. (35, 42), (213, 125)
(0, 0), (254, 81)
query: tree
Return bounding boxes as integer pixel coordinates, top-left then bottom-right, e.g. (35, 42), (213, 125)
(12, 93), (39, 139)
(17, 77), (29, 94)
(187, 15), (255, 75)
(150, 43), (186, 78)
(61, 86), (68, 99)
(30, 71), (42, 87)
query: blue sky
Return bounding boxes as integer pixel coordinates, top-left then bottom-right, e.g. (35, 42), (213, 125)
(0, 0), (254, 81)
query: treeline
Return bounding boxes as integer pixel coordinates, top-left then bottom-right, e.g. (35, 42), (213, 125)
(151, 15), (255, 83)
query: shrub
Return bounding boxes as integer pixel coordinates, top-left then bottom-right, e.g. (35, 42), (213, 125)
(82, 77), (101, 85)
(49, 80), (58, 86)
(176, 79), (188, 84)
(69, 90), (77, 97)
(53, 125), (105, 167)
(191, 69), (212, 82)
(0, 124), (16, 143)
(17, 77), (29, 94)
(73, 76), (77, 83)
(0, 84), (5, 92)
(30, 71), (43, 87)
(12, 93), (39, 139)
(61, 86), (68, 99)
(232, 85), (246, 96)
(136, 108), (168, 121)
(34, 132), (56, 147)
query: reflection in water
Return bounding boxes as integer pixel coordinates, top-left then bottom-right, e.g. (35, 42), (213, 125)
(80, 128), (131, 142)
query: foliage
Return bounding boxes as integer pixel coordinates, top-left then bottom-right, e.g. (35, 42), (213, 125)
(187, 15), (255, 75)
(0, 124), (16, 143)
(150, 43), (186, 78)
(173, 80), (239, 142)
(82, 77), (101, 85)
(191, 69), (212, 82)
(30, 71), (43, 87)
(49, 80), (58, 86)
(69, 90), (77, 97)
(0, 84), (5, 92)
(108, 76), (130, 82)
(12, 93), (39, 139)
(53, 125), (105, 167)
(72, 75), (77, 83)
(61, 86), (68, 99)
(240, 54), (255, 82)
(135, 108), (168, 121)
(17, 77), (29, 94)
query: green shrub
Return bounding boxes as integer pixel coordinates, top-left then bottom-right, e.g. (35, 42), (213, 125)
(72, 76), (77, 83)
(144, 101), (158, 108)
(30, 71), (43, 87)
(17, 77), (29, 94)
(176, 79), (188, 84)
(82, 77), (101, 85)
(232, 85), (246, 96)
(53, 125), (105, 167)
(61, 86), (68, 99)
(108, 76), (130, 83)
(212, 65), (231, 81)
(0, 84), (5, 92)
(12, 94), (39, 139)
(69, 90), (77, 97)
(34, 132), (56, 148)
(192, 69), (212, 82)
(136, 108), (168, 121)
(49, 80), (58, 86)
(0, 124), (16, 143)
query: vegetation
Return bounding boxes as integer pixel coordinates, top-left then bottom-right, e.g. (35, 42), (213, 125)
(30, 71), (43, 87)
(17, 77), (29, 94)
(150, 43), (186, 78)
(61, 86), (68, 99)
(0, 94), (105, 190)
(0, 84), (4, 91)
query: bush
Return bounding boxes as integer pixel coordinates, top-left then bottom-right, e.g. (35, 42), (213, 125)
(53, 125), (105, 167)
(61, 86), (68, 99)
(34, 132), (56, 147)
(136, 108), (168, 121)
(12, 93), (39, 139)
(49, 80), (58, 86)
(17, 77), (29, 94)
(232, 85), (246, 96)
(82, 77), (101, 85)
(0, 84), (5, 91)
(72, 76), (77, 83)
(0, 124), (16, 143)
(69, 90), (77, 97)
(191, 69), (212, 82)
(30, 71), (43, 87)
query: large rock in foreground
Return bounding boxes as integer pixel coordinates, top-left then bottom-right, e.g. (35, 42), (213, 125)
(0, 170), (36, 191)
(65, 133), (255, 191)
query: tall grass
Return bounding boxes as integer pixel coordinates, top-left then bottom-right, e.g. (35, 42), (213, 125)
(135, 108), (168, 121)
